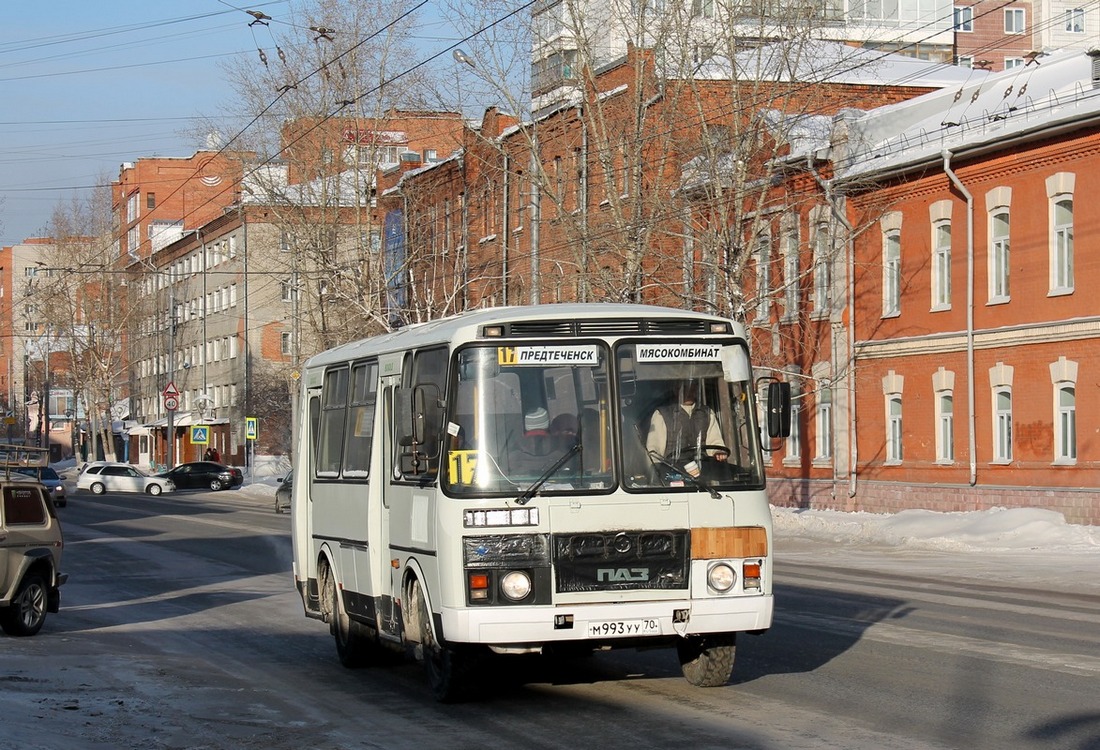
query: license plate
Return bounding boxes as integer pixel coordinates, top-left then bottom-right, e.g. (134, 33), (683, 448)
(586, 618), (660, 637)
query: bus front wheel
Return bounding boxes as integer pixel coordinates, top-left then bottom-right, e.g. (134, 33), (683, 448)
(677, 633), (736, 687)
(411, 580), (475, 703)
(324, 567), (372, 668)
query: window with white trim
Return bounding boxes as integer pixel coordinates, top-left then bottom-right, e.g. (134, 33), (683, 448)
(1051, 197), (1073, 293)
(1056, 385), (1076, 462)
(782, 228), (799, 321)
(1004, 57), (1025, 69)
(883, 230), (901, 316)
(815, 382), (832, 461)
(954, 5), (973, 30)
(1004, 7), (1025, 33)
(755, 233), (771, 321)
(1065, 8), (1084, 32)
(886, 395), (903, 462)
(812, 223), (831, 317)
(937, 393), (954, 462)
(994, 388), (1012, 462)
(932, 220), (952, 309)
(990, 209), (1010, 301)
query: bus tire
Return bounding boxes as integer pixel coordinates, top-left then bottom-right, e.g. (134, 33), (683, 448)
(324, 567), (371, 668)
(412, 580), (475, 703)
(677, 633), (736, 687)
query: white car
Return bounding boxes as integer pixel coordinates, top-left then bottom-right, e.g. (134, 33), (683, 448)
(77, 463), (175, 496)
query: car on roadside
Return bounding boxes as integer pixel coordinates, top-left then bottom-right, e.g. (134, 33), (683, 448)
(156, 461), (243, 492)
(14, 466), (66, 507)
(77, 463), (175, 496)
(274, 469), (292, 513)
(1, 461), (66, 636)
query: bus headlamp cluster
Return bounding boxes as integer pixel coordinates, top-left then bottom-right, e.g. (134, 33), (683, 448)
(707, 562), (737, 593)
(500, 571), (533, 600)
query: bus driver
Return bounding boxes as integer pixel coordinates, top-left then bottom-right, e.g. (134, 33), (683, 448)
(645, 380), (728, 463)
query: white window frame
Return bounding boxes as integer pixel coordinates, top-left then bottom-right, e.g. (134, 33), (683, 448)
(883, 230), (901, 317)
(1055, 384), (1076, 463)
(280, 332), (293, 356)
(936, 392), (955, 463)
(755, 233), (771, 322)
(1050, 196), (1073, 294)
(932, 220), (952, 310)
(989, 209), (1010, 302)
(1004, 7), (1025, 33)
(812, 223), (831, 318)
(782, 228), (799, 321)
(886, 395), (903, 463)
(814, 382), (832, 462)
(993, 388), (1013, 463)
(954, 5), (973, 30)
(1004, 57), (1025, 69)
(1065, 8), (1084, 32)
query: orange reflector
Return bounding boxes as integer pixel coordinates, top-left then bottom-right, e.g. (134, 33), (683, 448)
(469, 573), (490, 590)
(743, 562), (761, 579)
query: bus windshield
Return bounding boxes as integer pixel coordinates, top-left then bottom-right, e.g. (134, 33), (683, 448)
(443, 343), (615, 496)
(616, 342), (764, 491)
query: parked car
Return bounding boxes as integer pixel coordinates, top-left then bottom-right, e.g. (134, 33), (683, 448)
(1, 465), (66, 636)
(157, 461), (243, 491)
(274, 470), (292, 513)
(13, 466), (66, 507)
(77, 463), (175, 496)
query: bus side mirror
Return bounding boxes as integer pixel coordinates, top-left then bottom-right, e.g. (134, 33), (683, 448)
(767, 382), (792, 439)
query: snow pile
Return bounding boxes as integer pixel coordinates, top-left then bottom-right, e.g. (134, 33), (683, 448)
(771, 505), (1100, 554)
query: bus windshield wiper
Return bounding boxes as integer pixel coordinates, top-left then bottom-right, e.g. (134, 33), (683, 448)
(647, 451), (721, 499)
(515, 442), (582, 506)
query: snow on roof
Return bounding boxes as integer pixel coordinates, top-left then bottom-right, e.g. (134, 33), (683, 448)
(835, 49), (1100, 180)
(694, 39), (980, 89)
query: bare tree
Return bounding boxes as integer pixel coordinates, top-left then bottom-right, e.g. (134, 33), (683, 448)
(31, 181), (129, 462)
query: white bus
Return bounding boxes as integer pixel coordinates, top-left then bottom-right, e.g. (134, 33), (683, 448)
(291, 303), (789, 701)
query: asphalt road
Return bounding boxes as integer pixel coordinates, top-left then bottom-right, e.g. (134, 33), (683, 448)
(2, 489), (1097, 750)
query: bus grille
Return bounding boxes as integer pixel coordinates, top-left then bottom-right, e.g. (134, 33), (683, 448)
(505, 318), (714, 337)
(552, 530), (689, 593)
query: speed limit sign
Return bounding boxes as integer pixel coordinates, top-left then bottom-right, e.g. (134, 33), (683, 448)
(164, 395), (179, 412)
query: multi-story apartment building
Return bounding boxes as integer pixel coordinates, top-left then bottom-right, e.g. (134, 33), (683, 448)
(112, 150), (248, 263)
(124, 113), (464, 467)
(531, 0), (958, 114)
(0, 238), (79, 459)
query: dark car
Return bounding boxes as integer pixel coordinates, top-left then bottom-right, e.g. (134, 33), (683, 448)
(157, 461), (243, 491)
(14, 466), (66, 507)
(274, 470), (292, 513)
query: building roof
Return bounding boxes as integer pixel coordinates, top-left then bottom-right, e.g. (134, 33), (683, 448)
(694, 39), (980, 89)
(834, 49), (1100, 180)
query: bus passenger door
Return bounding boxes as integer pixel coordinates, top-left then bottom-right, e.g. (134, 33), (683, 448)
(377, 376), (402, 640)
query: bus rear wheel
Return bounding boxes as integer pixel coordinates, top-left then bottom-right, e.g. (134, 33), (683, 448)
(324, 567), (372, 668)
(412, 580), (476, 702)
(677, 633), (736, 687)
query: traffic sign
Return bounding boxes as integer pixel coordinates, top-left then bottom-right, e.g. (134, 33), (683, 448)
(163, 381), (180, 398)
(190, 425), (209, 445)
(245, 417), (258, 440)
(164, 395), (179, 412)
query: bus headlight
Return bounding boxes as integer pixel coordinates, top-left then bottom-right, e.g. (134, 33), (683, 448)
(500, 571), (532, 601)
(707, 562), (736, 593)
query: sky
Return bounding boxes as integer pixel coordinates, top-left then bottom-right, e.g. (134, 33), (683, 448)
(0, 0), (461, 247)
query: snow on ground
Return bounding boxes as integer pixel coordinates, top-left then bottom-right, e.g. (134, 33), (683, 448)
(772, 505), (1100, 554)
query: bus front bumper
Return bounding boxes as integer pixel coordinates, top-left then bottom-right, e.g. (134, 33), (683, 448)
(440, 594), (773, 647)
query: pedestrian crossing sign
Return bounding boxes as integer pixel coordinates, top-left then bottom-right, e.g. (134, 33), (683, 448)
(191, 426), (209, 445)
(246, 417), (257, 440)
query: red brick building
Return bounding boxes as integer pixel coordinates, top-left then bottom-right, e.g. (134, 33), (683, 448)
(763, 48), (1100, 525)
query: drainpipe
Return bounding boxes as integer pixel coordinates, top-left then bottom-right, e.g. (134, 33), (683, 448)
(942, 149), (978, 486)
(807, 156), (858, 499)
